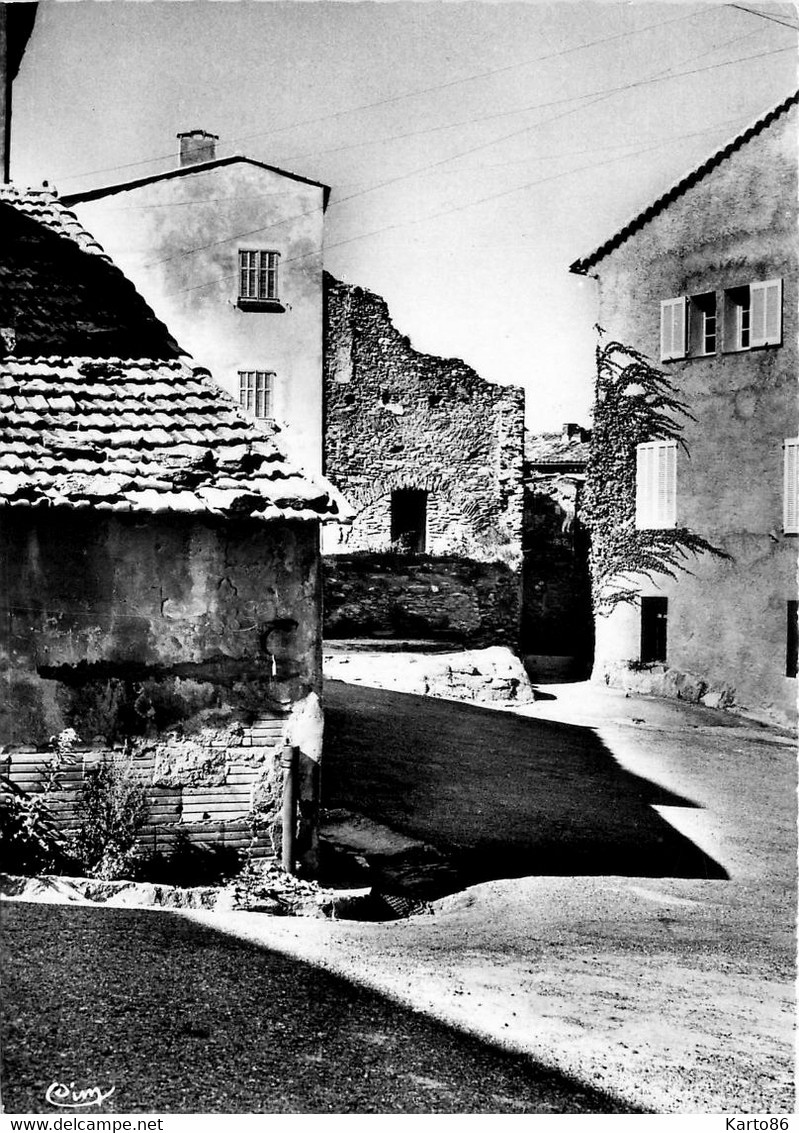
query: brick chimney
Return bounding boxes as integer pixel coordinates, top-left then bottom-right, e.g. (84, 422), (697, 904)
(177, 129), (218, 168)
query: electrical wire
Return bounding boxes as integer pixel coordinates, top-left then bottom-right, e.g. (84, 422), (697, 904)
(52, 4), (721, 188)
(727, 4), (799, 31)
(144, 41), (794, 283)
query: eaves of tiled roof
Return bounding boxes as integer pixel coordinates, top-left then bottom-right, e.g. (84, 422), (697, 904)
(0, 357), (349, 522)
(0, 184), (183, 359)
(525, 433), (590, 467)
(569, 90), (799, 276)
(0, 184), (110, 259)
(62, 156), (332, 210)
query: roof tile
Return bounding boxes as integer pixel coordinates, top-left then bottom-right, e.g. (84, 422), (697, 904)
(0, 357), (348, 523)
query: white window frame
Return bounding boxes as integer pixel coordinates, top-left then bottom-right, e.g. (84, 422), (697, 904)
(238, 370), (274, 419)
(636, 440), (677, 530)
(660, 297), (687, 361)
(750, 279), (782, 348)
(688, 292), (717, 357)
(723, 279), (782, 352)
(784, 438), (799, 534)
(238, 250), (280, 302)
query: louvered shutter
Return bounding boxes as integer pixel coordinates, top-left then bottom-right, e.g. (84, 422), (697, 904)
(636, 444), (654, 528)
(784, 438), (799, 534)
(660, 298), (686, 361)
(750, 279), (782, 347)
(637, 441), (677, 528)
(658, 441), (677, 528)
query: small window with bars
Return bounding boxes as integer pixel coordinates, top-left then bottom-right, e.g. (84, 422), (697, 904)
(636, 440), (677, 530)
(239, 370), (274, 419)
(238, 250), (280, 304)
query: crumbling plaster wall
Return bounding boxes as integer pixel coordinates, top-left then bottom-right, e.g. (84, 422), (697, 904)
(0, 510), (324, 858)
(323, 274), (525, 558)
(589, 105), (797, 725)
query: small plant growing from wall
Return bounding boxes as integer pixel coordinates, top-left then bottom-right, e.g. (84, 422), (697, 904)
(583, 331), (728, 613)
(71, 753), (149, 881)
(0, 728), (79, 875)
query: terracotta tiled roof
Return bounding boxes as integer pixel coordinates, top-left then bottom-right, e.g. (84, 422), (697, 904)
(570, 90), (799, 275)
(0, 184), (182, 359)
(0, 357), (348, 522)
(525, 432), (590, 467)
(0, 184), (110, 259)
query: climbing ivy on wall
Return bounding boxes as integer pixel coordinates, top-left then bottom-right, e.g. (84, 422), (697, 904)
(583, 331), (729, 614)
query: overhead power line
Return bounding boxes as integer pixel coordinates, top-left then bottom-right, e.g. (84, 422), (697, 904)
(136, 34), (789, 275)
(313, 43), (797, 214)
(728, 4), (799, 31)
(53, 4), (720, 188)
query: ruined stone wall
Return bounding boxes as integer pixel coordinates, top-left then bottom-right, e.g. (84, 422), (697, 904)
(323, 554), (520, 647)
(0, 510), (324, 861)
(589, 104), (798, 725)
(323, 274), (525, 559)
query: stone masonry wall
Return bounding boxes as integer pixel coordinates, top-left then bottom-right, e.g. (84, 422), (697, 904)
(323, 553), (520, 647)
(323, 273), (525, 560)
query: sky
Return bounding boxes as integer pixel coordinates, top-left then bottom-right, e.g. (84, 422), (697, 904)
(10, 0), (798, 430)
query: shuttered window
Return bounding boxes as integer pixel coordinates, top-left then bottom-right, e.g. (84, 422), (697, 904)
(660, 297), (687, 361)
(784, 438), (799, 534)
(749, 279), (782, 348)
(636, 440), (677, 529)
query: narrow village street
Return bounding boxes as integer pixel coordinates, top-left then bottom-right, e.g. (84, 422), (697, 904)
(0, 5), (796, 1121)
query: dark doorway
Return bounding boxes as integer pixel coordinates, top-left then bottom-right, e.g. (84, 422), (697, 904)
(391, 488), (427, 552)
(641, 596), (668, 663)
(787, 600), (798, 678)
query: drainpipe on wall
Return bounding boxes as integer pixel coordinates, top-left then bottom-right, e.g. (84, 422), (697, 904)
(280, 743), (298, 874)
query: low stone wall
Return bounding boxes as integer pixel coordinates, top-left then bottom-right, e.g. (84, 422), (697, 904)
(323, 553), (521, 648)
(596, 661), (736, 711)
(324, 646), (535, 706)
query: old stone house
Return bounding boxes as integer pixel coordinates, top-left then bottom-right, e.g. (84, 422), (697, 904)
(322, 273), (526, 646)
(64, 131), (329, 474)
(0, 184), (346, 869)
(523, 425), (592, 677)
(570, 92), (798, 726)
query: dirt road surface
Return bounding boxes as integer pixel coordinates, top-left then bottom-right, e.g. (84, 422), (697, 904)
(189, 679), (796, 1114)
(2, 678), (794, 1113)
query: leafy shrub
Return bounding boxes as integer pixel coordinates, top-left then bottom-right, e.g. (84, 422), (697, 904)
(137, 828), (241, 887)
(0, 783), (72, 875)
(71, 756), (149, 880)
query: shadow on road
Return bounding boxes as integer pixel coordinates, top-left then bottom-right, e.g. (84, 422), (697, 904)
(323, 680), (727, 895)
(2, 903), (642, 1114)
